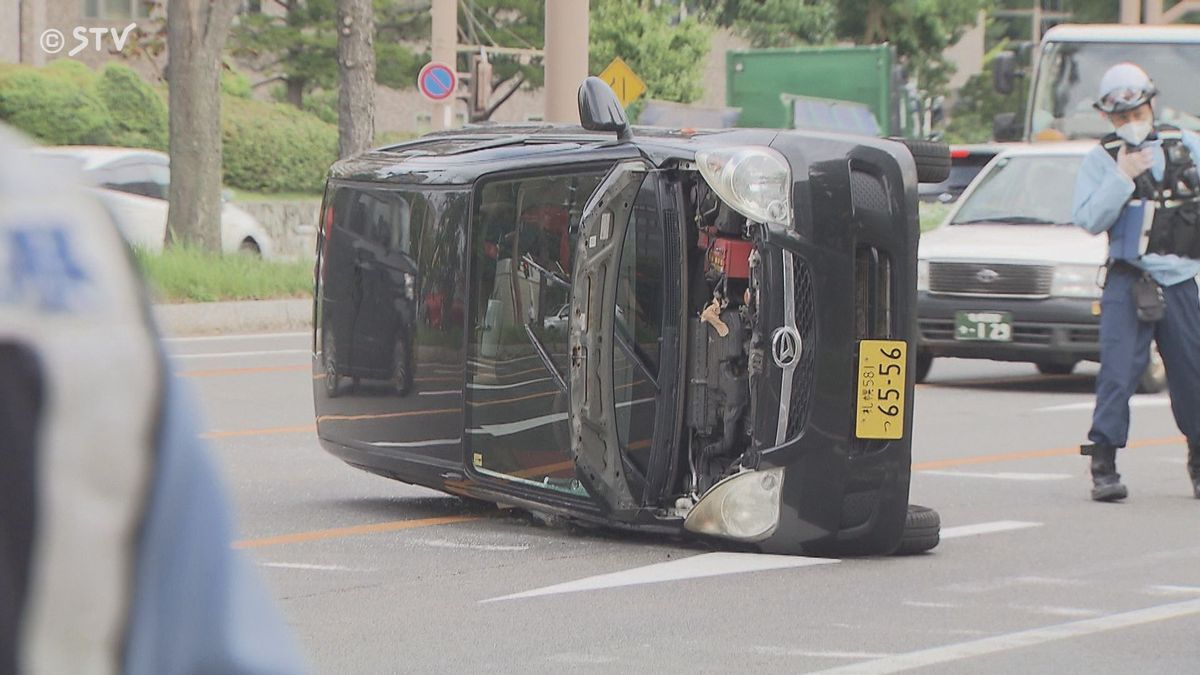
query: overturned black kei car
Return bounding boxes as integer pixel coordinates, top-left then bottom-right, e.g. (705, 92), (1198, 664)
(312, 78), (950, 556)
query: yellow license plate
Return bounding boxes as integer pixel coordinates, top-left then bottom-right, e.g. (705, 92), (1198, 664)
(855, 339), (907, 440)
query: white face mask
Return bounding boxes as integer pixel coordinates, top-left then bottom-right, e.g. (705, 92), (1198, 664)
(1115, 119), (1153, 146)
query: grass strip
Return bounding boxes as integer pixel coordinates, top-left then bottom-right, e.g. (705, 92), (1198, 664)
(134, 246), (313, 303)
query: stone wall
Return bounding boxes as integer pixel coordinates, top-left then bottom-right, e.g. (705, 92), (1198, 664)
(236, 199), (321, 261)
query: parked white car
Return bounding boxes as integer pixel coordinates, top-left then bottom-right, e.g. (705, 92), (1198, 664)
(32, 146), (274, 257)
(917, 141), (1167, 392)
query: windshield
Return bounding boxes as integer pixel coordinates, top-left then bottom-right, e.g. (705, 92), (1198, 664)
(1030, 41), (1200, 140)
(951, 154), (1084, 226)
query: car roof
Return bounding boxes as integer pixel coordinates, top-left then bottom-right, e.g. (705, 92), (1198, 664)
(330, 123), (781, 185)
(30, 145), (168, 170)
(991, 141), (1096, 159)
(1044, 24), (1200, 45)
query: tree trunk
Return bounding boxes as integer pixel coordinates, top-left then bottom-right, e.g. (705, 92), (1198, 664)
(337, 0), (376, 158)
(286, 75), (305, 108)
(165, 0), (238, 252)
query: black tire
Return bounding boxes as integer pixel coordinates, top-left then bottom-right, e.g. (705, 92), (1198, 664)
(393, 338), (413, 396)
(897, 138), (952, 183)
(1037, 361), (1076, 376)
(1137, 346), (1167, 394)
(914, 352), (933, 384)
(895, 504), (940, 555)
(323, 330), (342, 398)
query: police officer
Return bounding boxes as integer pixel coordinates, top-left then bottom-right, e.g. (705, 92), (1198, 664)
(1073, 62), (1200, 502)
(0, 125), (308, 673)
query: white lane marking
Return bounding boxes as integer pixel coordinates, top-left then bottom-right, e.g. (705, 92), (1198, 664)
(412, 538), (528, 552)
(1038, 396), (1169, 412)
(468, 398), (653, 437)
(940, 521), (1042, 540)
(467, 376), (554, 391)
(902, 601), (962, 609)
(260, 562), (364, 572)
(482, 552), (838, 603)
(751, 647), (895, 659)
(172, 349), (310, 359)
(367, 438), (460, 448)
(1147, 585), (1200, 596)
(1009, 604), (1103, 619)
(419, 389), (461, 397)
(816, 598), (1200, 675)
(922, 471), (1071, 482)
(164, 331), (309, 343)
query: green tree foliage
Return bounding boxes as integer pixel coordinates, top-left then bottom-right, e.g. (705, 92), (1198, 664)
(691, 0), (836, 47)
(590, 0), (711, 104)
(231, 0), (427, 108)
(944, 44), (1028, 143)
(835, 0), (989, 97)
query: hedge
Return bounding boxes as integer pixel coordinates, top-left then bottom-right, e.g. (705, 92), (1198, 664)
(0, 61), (114, 145)
(221, 95), (337, 194)
(0, 61), (337, 194)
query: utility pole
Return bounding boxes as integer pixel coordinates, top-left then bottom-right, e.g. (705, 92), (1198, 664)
(431, 0), (456, 131)
(1120, 0), (1140, 23)
(544, 0), (589, 123)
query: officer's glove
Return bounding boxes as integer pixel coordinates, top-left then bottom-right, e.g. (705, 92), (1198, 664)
(1116, 145), (1154, 180)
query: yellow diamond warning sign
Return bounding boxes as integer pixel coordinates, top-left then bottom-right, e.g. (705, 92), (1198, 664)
(598, 57), (646, 107)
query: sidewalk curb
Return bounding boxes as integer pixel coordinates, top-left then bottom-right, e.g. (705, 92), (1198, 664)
(153, 298), (312, 336)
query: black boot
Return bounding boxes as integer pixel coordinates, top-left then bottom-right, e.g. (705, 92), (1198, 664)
(1188, 443), (1200, 499)
(1081, 443), (1128, 502)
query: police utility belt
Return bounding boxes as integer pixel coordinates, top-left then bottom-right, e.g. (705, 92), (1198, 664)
(1103, 125), (1200, 261)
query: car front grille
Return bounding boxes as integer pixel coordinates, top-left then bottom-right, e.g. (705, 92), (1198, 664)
(786, 259), (816, 440)
(929, 262), (1054, 297)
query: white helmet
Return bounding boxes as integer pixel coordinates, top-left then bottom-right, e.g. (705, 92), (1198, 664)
(1094, 62), (1157, 114)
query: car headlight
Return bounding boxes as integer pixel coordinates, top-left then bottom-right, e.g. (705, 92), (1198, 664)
(696, 146), (793, 228)
(917, 259), (930, 291)
(1051, 264), (1102, 298)
(683, 467), (784, 542)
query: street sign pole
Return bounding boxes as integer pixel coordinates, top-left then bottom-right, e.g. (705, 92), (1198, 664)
(431, 0), (456, 130)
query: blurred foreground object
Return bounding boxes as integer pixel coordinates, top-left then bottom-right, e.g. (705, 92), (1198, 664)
(0, 124), (306, 674)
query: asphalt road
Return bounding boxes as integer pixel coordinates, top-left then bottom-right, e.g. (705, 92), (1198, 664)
(169, 332), (1200, 674)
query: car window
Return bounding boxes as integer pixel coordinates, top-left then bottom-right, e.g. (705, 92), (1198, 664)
(613, 176), (664, 467)
(92, 158), (169, 200)
(951, 155), (1085, 226)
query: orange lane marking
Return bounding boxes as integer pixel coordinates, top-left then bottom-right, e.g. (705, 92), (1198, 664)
(415, 376), (462, 383)
(913, 435), (1186, 471)
(181, 364), (310, 378)
(512, 460), (576, 478)
(468, 390), (558, 407)
(202, 425), (316, 439)
(232, 515), (479, 549)
(316, 407), (460, 423)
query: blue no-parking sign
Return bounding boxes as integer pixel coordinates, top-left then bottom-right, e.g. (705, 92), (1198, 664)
(418, 62), (457, 102)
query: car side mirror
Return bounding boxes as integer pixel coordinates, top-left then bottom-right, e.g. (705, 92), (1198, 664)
(993, 51), (1017, 95)
(577, 76), (632, 142)
(993, 112), (1021, 142)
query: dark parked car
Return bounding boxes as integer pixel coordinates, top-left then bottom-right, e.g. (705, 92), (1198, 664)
(312, 79), (949, 556)
(918, 144), (1001, 204)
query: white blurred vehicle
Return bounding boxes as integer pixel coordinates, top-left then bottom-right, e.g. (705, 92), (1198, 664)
(916, 141), (1167, 392)
(32, 146), (274, 257)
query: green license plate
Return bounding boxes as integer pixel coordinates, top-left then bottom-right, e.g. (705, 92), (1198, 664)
(954, 311), (1013, 342)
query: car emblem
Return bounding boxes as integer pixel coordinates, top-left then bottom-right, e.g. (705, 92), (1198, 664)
(975, 268), (1000, 283)
(771, 326), (802, 369)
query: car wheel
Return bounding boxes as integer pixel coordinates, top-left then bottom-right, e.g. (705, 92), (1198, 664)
(914, 352), (933, 383)
(894, 504), (941, 555)
(239, 238), (262, 257)
(895, 139), (951, 183)
(1036, 361), (1076, 376)
(1137, 346), (1167, 394)
(393, 337), (413, 396)
(323, 331), (342, 398)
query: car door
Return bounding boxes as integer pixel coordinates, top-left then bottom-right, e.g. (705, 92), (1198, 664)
(91, 157), (168, 250)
